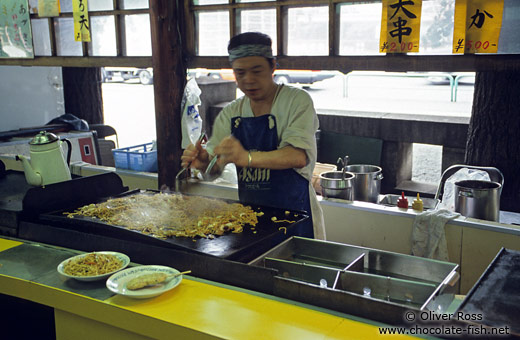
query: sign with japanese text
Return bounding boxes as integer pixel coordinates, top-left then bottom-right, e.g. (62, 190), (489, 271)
(453, 0), (504, 54)
(380, 0), (422, 53)
(38, 0), (60, 17)
(379, 0), (388, 53)
(0, 0), (34, 58)
(72, 0), (90, 42)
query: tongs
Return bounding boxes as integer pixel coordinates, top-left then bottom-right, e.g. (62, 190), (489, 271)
(175, 132), (206, 192)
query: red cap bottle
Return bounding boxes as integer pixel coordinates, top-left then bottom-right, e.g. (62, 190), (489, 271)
(397, 191), (409, 209)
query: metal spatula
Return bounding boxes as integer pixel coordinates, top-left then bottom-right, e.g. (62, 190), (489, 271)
(204, 155), (219, 178)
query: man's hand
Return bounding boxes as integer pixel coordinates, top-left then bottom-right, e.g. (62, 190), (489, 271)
(180, 139), (209, 170)
(214, 136), (249, 168)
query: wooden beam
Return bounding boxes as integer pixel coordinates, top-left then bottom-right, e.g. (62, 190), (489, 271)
(149, 0), (186, 190)
(188, 54), (520, 73)
(0, 56), (152, 67)
(6, 54), (518, 73)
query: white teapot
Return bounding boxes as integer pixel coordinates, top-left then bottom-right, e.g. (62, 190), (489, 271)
(16, 131), (72, 186)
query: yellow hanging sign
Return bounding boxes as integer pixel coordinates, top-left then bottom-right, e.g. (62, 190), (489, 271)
(453, 0), (504, 54)
(379, 0), (388, 53)
(380, 0), (422, 53)
(38, 0), (60, 17)
(452, 0), (467, 54)
(72, 0), (90, 42)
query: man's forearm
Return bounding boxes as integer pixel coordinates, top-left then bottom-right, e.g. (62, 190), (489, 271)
(249, 146), (307, 170)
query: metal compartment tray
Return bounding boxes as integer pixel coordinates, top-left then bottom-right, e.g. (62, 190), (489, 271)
(250, 237), (460, 324)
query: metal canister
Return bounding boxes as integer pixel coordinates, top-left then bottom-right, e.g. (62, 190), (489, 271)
(319, 171), (355, 200)
(454, 180), (501, 222)
(344, 165), (383, 203)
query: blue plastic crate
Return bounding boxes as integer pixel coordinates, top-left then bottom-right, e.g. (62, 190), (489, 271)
(112, 142), (157, 172)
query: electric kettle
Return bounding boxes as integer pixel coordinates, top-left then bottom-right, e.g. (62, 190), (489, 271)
(16, 131), (72, 186)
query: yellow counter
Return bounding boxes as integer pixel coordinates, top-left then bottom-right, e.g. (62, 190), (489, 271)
(0, 237), (417, 340)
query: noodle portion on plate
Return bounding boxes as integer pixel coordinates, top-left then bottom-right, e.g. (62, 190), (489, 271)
(64, 192), (259, 239)
(63, 253), (123, 276)
(57, 251), (131, 281)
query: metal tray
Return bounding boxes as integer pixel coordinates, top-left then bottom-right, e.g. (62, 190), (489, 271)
(250, 237), (460, 323)
(38, 190), (309, 263)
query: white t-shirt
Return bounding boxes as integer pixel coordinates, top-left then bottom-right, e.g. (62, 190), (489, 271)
(206, 85), (326, 240)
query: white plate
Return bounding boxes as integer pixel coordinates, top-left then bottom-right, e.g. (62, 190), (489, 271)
(106, 265), (183, 299)
(57, 251), (130, 282)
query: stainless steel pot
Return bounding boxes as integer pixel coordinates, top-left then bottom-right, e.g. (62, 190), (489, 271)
(344, 165), (383, 203)
(319, 171), (355, 200)
(454, 180), (502, 222)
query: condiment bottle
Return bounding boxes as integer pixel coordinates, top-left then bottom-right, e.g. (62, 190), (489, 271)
(412, 193), (424, 212)
(397, 191), (409, 209)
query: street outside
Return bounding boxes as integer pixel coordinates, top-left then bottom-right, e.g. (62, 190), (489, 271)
(102, 73), (475, 184)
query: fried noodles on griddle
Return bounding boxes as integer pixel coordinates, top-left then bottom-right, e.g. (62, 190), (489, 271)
(65, 193), (259, 239)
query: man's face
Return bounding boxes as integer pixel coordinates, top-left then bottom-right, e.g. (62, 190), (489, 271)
(231, 56), (275, 101)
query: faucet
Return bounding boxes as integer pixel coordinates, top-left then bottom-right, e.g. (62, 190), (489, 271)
(336, 155), (350, 179)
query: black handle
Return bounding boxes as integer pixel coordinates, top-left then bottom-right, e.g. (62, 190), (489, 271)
(63, 139), (72, 166)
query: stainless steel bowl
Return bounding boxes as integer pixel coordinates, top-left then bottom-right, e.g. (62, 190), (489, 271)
(319, 171), (355, 200)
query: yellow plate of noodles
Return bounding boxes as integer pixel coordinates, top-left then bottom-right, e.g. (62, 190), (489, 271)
(57, 251), (130, 282)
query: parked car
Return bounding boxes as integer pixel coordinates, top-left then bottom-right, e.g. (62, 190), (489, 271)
(101, 67), (339, 87)
(203, 69), (338, 86)
(101, 67), (154, 85)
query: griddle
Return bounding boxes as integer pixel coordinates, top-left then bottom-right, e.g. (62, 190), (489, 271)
(26, 172), (308, 263)
(456, 247), (520, 335)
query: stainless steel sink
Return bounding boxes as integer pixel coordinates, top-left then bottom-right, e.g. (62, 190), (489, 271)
(377, 194), (438, 210)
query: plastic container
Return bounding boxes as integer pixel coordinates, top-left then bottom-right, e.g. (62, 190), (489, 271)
(412, 193), (424, 211)
(397, 192), (409, 209)
(112, 143), (157, 172)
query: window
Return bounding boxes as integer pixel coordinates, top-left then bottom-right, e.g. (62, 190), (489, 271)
(24, 1), (151, 58)
(287, 7), (329, 56)
(238, 9), (277, 54)
(196, 11), (230, 56)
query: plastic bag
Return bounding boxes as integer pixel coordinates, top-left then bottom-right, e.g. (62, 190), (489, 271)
(181, 78), (203, 149)
(438, 168), (490, 211)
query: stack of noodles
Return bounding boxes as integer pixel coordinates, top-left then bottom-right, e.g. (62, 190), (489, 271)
(63, 253), (123, 277)
(65, 192), (259, 239)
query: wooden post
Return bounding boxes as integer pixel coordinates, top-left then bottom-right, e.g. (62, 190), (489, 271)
(149, 0), (187, 189)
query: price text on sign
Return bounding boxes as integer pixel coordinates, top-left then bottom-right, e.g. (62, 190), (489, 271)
(380, 0), (422, 53)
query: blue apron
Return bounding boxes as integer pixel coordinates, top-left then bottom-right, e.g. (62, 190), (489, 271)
(231, 114), (313, 238)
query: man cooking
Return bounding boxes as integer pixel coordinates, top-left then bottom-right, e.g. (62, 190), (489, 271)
(181, 32), (325, 240)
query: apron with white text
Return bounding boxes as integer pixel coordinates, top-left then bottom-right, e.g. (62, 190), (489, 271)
(231, 114), (313, 238)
